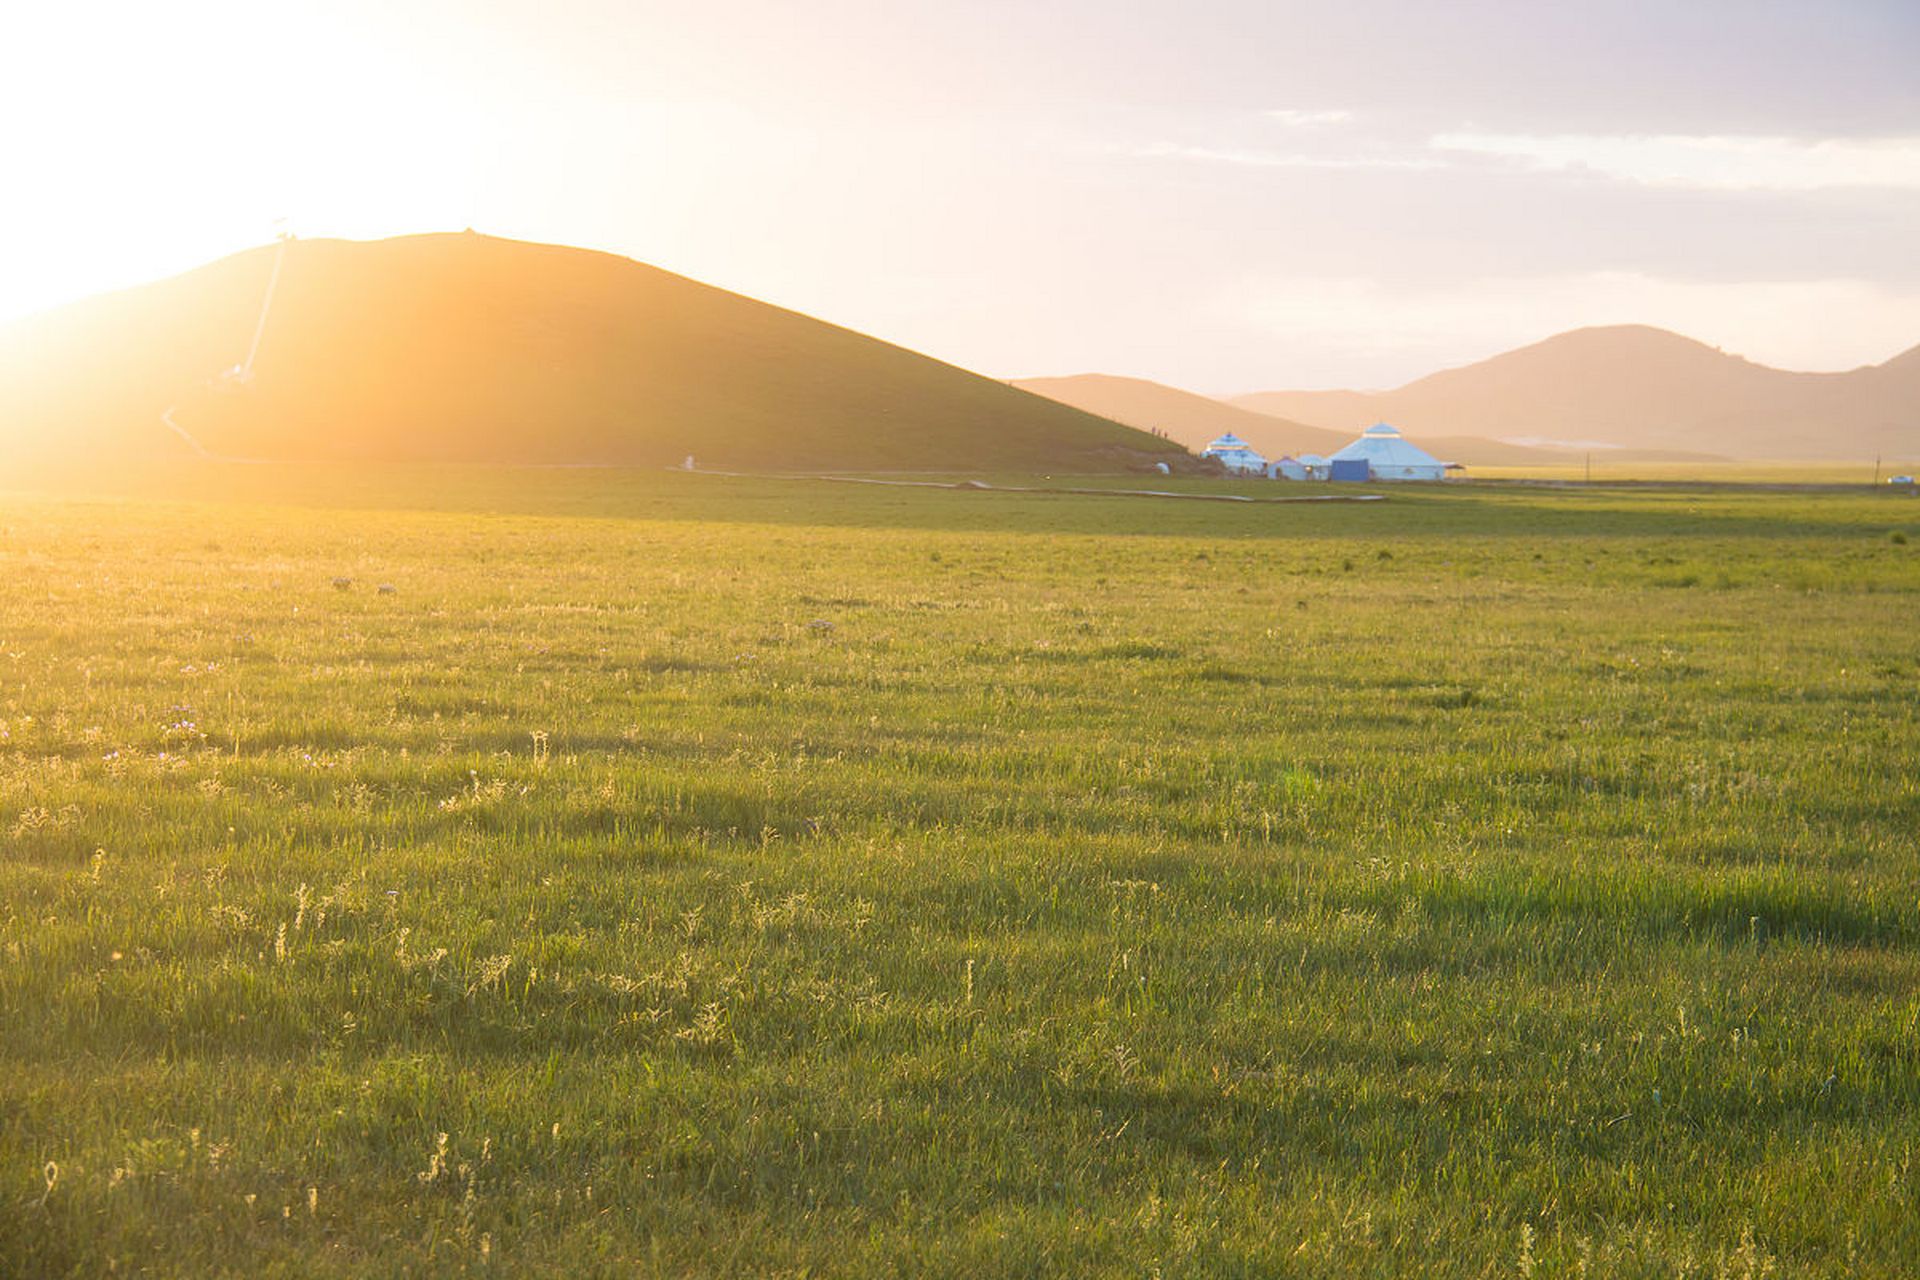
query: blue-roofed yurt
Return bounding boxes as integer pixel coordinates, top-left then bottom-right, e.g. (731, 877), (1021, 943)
(1201, 432), (1269, 475)
(1329, 423), (1449, 481)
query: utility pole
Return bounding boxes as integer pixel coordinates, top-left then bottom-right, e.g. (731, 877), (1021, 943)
(1873, 455), (1882, 485)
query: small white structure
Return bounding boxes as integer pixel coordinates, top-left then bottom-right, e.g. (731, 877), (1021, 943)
(1267, 455), (1308, 480)
(1201, 432), (1269, 475)
(1296, 453), (1331, 481)
(1330, 423), (1449, 481)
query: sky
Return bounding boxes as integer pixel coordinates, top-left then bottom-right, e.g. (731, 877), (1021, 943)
(3, 0), (1918, 391)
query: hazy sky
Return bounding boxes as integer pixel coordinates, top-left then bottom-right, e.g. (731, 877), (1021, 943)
(4, 0), (1918, 390)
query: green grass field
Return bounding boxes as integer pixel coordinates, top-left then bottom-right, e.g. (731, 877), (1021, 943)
(3, 468), (1917, 1277)
(1470, 462), (1918, 486)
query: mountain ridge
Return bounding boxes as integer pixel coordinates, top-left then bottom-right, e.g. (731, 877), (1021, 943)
(1012, 374), (1352, 457)
(1014, 370), (1723, 466)
(1229, 324), (1920, 460)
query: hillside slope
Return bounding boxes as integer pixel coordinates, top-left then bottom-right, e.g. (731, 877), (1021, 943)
(1014, 374), (1349, 457)
(1231, 325), (1920, 460)
(0, 233), (1188, 473)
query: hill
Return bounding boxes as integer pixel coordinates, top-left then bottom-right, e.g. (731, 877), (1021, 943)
(1231, 325), (1920, 461)
(1013, 374), (1350, 457)
(1012, 372), (1702, 467)
(0, 233), (1189, 473)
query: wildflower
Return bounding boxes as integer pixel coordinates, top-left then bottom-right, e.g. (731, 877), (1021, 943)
(418, 1133), (450, 1183)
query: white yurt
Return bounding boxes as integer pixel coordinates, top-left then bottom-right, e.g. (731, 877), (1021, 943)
(1329, 424), (1449, 481)
(1296, 453), (1331, 481)
(1201, 432), (1269, 475)
(1267, 456), (1308, 480)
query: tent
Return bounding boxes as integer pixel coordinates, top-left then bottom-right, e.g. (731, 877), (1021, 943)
(1201, 432), (1269, 475)
(1329, 423), (1449, 481)
(1267, 455), (1308, 480)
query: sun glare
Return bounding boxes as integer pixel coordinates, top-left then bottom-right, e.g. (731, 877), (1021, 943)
(2, 4), (518, 320)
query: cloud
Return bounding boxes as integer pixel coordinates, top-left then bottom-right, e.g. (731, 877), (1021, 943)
(1265, 108), (1353, 127)
(1126, 114), (1920, 193)
(1125, 142), (1442, 171)
(1431, 133), (1920, 191)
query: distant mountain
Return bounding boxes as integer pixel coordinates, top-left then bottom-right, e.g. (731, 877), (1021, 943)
(1012, 372), (1686, 466)
(1231, 325), (1920, 461)
(0, 233), (1188, 473)
(1013, 374), (1350, 456)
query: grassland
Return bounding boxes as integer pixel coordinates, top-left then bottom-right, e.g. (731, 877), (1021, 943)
(1469, 461), (1918, 486)
(2, 468), (1917, 1277)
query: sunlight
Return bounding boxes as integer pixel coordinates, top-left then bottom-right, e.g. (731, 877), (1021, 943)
(1, 2), (643, 320)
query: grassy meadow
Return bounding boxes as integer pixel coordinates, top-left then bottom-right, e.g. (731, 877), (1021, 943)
(2, 468), (1917, 1276)
(1468, 461), (1918, 486)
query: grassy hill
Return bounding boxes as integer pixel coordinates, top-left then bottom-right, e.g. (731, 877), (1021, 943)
(0, 233), (1188, 473)
(1232, 325), (1920, 461)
